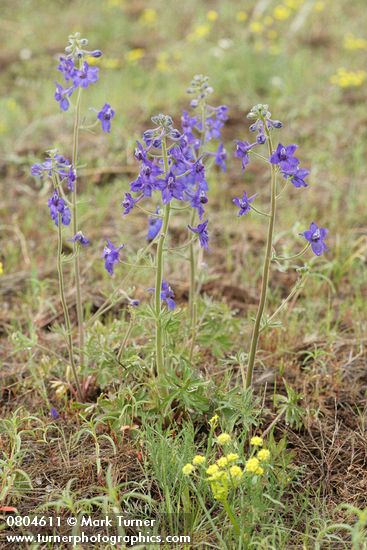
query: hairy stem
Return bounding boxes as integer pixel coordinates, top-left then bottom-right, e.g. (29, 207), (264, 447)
(71, 85), (85, 368)
(245, 124), (277, 389)
(56, 217), (83, 401)
(154, 137), (171, 377)
(188, 102), (206, 355)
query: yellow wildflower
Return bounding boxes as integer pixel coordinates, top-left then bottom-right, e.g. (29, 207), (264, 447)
(256, 466), (264, 475)
(344, 34), (367, 51)
(330, 68), (367, 88)
(236, 11), (248, 22)
(217, 456), (228, 468)
(249, 21), (263, 34)
(207, 10), (218, 22)
(182, 463), (194, 476)
(217, 433), (231, 445)
(187, 24), (211, 42)
(126, 48), (145, 64)
(85, 55), (101, 66)
(210, 481), (228, 501)
(140, 8), (157, 25)
(314, 1), (325, 12)
(257, 449), (270, 461)
(226, 453), (239, 463)
(250, 436), (263, 447)
(206, 464), (220, 476)
(273, 5), (291, 20)
(0, 261), (3, 276)
(229, 465), (243, 479)
(208, 470), (226, 482)
(245, 457), (260, 473)
(192, 455), (206, 466)
(209, 414), (219, 428)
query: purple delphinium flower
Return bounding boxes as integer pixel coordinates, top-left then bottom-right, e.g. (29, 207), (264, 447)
(161, 170), (185, 204)
(215, 105), (229, 122)
(233, 192), (257, 217)
(103, 240), (124, 275)
(235, 140), (257, 170)
(48, 191), (71, 226)
(270, 143), (299, 171)
(54, 82), (73, 111)
(161, 280), (176, 310)
(146, 208), (163, 241)
(67, 166), (76, 191)
(50, 407), (59, 420)
(97, 103), (115, 133)
(57, 57), (76, 81)
(301, 222), (328, 256)
(188, 219), (209, 249)
(73, 62), (99, 89)
(282, 167), (309, 188)
(189, 188), (208, 219)
(215, 143), (227, 172)
(122, 192), (136, 215)
(134, 141), (148, 162)
(71, 231), (90, 246)
(131, 161), (163, 197)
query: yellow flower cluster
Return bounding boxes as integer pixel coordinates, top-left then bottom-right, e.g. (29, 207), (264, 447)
(183, 426), (271, 502)
(216, 433), (231, 445)
(126, 48), (145, 64)
(182, 463), (195, 475)
(245, 457), (264, 475)
(343, 34), (367, 51)
(250, 436), (263, 447)
(140, 8), (157, 26)
(0, 261), (3, 276)
(207, 10), (218, 22)
(206, 454), (243, 501)
(330, 68), (367, 88)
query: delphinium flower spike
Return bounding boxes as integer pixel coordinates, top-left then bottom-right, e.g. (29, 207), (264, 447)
(184, 75), (228, 359)
(56, 33), (115, 370)
(31, 33), (115, 399)
(233, 103), (328, 389)
(122, 77), (228, 377)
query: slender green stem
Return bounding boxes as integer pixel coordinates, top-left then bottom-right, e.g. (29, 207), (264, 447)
(188, 481), (227, 548)
(154, 137), (171, 378)
(273, 242), (310, 261)
(250, 204), (271, 217)
(71, 85), (85, 368)
(56, 217), (83, 401)
(117, 316), (134, 361)
(87, 239), (157, 325)
(189, 302), (197, 362)
(245, 123), (277, 390)
(259, 271), (308, 333)
(188, 102), (206, 348)
(188, 209), (196, 326)
(223, 499), (241, 537)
